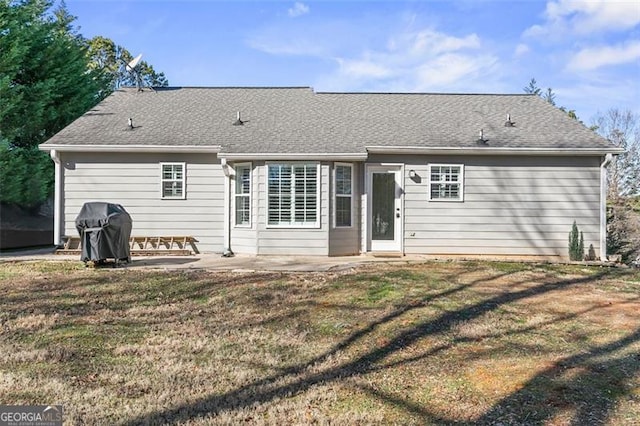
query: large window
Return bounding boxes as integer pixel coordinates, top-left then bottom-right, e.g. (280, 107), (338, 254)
(429, 164), (463, 201)
(160, 163), (185, 199)
(334, 163), (353, 227)
(267, 163), (319, 227)
(235, 163), (251, 226)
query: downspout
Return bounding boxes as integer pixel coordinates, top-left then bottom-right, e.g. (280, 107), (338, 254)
(221, 159), (234, 257)
(49, 150), (63, 246)
(600, 153), (613, 261)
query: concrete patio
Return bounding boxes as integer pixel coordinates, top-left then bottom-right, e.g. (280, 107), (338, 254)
(0, 247), (421, 272)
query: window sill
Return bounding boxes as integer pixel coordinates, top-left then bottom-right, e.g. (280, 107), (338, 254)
(265, 224), (321, 230)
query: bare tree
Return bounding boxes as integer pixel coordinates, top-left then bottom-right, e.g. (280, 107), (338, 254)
(594, 109), (640, 264)
(593, 109), (640, 198)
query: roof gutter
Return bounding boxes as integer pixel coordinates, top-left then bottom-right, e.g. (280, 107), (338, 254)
(218, 153), (368, 161)
(38, 144), (222, 154)
(366, 146), (625, 156)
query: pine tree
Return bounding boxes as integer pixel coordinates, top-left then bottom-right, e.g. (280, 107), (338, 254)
(0, 0), (169, 209)
(579, 231), (584, 260)
(0, 0), (102, 148)
(568, 221), (584, 261)
(0, 0), (100, 208)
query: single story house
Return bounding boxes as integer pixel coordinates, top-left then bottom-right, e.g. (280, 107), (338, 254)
(39, 87), (621, 259)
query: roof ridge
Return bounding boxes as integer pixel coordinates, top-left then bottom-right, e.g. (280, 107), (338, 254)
(315, 92), (536, 96)
(150, 86), (314, 90)
(122, 86), (536, 96)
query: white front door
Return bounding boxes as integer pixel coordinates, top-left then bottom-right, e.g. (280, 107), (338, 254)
(367, 166), (402, 252)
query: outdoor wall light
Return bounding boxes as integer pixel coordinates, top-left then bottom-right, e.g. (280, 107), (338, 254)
(409, 170), (416, 178)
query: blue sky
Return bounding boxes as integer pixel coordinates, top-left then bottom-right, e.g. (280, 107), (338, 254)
(66, 0), (640, 123)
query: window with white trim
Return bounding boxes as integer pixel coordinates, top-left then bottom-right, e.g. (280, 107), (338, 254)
(234, 163), (251, 226)
(429, 164), (463, 201)
(334, 163), (353, 227)
(160, 163), (185, 199)
(267, 163), (319, 227)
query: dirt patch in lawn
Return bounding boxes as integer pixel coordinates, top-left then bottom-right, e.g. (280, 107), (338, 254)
(0, 260), (638, 425)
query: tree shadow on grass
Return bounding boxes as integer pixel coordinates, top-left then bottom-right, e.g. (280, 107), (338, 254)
(0, 271), (285, 320)
(350, 328), (640, 425)
(120, 268), (640, 425)
(473, 327), (640, 425)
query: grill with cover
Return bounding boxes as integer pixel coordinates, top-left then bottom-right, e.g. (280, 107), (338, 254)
(75, 202), (132, 263)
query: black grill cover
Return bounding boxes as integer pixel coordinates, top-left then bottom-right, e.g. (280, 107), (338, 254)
(75, 202), (132, 262)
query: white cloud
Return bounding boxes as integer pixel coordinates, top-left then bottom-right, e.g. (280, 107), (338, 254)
(556, 77), (640, 121)
(566, 41), (640, 71)
(409, 30), (480, 55)
(250, 20), (502, 93)
(288, 2), (309, 18)
(514, 43), (530, 56)
(524, 0), (640, 37)
(325, 29), (499, 92)
(415, 53), (498, 90)
(248, 37), (325, 57)
(337, 58), (392, 79)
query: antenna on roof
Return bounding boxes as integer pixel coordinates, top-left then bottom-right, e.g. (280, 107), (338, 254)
(123, 53), (151, 92)
(126, 53), (143, 72)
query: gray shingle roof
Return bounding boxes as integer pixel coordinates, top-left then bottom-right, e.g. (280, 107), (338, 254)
(42, 87), (616, 153)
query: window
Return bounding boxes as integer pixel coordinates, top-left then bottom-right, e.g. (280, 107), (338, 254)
(160, 163), (185, 199)
(334, 163), (353, 227)
(235, 163), (251, 226)
(429, 164), (463, 201)
(267, 163), (319, 227)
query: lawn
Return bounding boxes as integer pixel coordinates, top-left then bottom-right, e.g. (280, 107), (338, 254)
(0, 260), (638, 425)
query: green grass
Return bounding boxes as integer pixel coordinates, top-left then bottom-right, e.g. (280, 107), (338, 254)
(0, 260), (638, 425)
(487, 261), (533, 274)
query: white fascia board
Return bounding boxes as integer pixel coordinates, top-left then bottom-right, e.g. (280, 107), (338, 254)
(38, 144), (222, 153)
(218, 153), (368, 161)
(365, 146), (624, 156)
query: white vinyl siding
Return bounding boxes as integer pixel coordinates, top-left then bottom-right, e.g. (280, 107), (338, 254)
(267, 163), (319, 228)
(334, 163), (353, 227)
(62, 153), (224, 253)
(160, 162), (186, 199)
(395, 155), (602, 259)
(234, 163), (251, 227)
(429, 164), (463, 201)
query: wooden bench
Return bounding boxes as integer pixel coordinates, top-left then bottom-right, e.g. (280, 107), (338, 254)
(57, 235), (199, 255)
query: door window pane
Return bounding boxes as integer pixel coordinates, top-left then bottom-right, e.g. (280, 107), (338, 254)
(372, 173), (395, 240)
